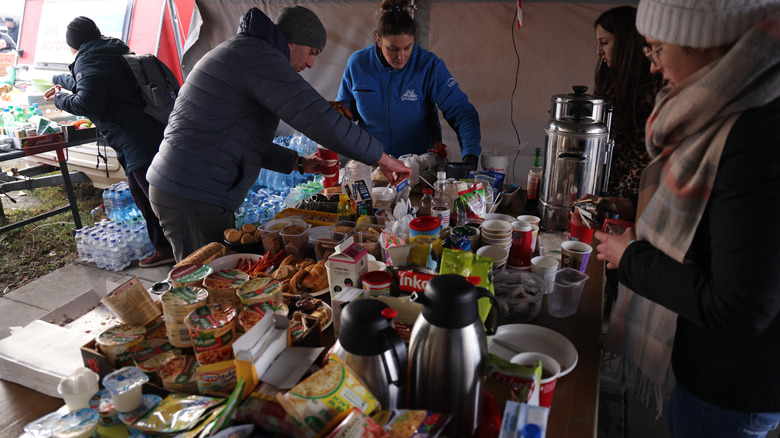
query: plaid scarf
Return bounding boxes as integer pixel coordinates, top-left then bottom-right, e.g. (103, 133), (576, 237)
(603, 10), (780, 415)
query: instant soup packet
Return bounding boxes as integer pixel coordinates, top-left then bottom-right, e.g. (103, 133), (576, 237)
(438, 249), (495, 324)
(325, 408), (387, 437)
(456, 182), (487, 222)
(277, 354), (380, 437)
(485, 354), (541, 406)
(371, 409), (452, 438)
(132, 393), (225, 434)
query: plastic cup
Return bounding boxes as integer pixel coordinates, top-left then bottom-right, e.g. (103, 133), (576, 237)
(102, 366), (149, 413)
(57, 368), (99, 411)
(569, 221), (595, 245)
(531, 256), (558, 293)
(547, 268), (589, 318)
(560, 241), (593, 272)
(510, 352), (561, 408)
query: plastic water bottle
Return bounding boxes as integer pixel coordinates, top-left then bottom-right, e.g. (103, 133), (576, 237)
(102, 187), (114, 220)
(74, 229), (85, 261)
(32, 103), (43, 117)
(1, 108), (14, 128)
(14, 106), (26, 123)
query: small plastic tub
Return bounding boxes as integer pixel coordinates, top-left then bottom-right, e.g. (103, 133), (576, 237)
(409, 216), (442, 239)
(280, 221), (312, 259)
(185, 304), (237, 365)
(260, 217), (307, 255)
(357, 215), (392, 233)
(51, 408), (99, 438)
(309, 227), (348, 261)
(372, 187), (395, 211)
(331, 220), (358, 235)
(102, 366), (149, 413)
(361, 270), (393, 297)
(88, 388), (121, 427)
(355, 231), (382, 261)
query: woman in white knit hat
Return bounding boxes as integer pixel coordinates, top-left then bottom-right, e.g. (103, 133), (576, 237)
(594, 0), (780, 436)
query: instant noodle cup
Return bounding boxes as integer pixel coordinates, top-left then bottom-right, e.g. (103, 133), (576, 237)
(157, 354), (199, 394)
(102, 366), (149, 413)
(204, 268), (249, 309)
(238, 302), (289, 332)
(160, 287), (209, 348)
(95, 324), (146, 368)
(169, 264), (213, 288)
(88, 388), (121, 427)
(129, 338), (181, 383)
(51, 408), (99, 438)
(237, 277), (283, 306)
(185, 304), (237, 365)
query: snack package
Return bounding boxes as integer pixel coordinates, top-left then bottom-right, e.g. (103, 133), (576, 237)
(371, 409), (451, 438)
(380, 229), (406, 265)
(469, 170), (505, 197)
(236, 383), (315, 438)
(454, 182), (487, 223)
(132, 393), (225, 434)
(277, 355), (380, 437)
(485, 354), (541, 406)
(324, 408), (388, 438)
(439, 249), (495, 324)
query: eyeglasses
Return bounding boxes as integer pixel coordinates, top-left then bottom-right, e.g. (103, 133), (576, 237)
(643, 44), (664, 66)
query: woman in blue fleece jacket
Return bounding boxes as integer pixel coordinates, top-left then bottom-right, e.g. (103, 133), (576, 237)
(336, 0), (481, 162)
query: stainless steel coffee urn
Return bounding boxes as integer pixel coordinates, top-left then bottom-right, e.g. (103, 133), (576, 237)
(539, 86), (613, 231)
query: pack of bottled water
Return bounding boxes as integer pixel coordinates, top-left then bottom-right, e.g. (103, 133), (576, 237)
(102, 181), (144, 224)
(234, 134), (323, 228)
(74, 219), (155, 271)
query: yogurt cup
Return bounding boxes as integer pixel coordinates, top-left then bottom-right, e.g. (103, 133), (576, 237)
(88, 388), (120, 427)
(102, 366), (149, 413)
(51, 408), (99, 438)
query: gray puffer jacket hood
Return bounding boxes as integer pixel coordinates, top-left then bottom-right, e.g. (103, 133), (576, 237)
(147, 8), (384, 212)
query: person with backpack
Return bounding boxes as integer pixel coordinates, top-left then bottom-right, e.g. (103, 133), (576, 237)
(45, 16), (175, 268)
(147, 7), (410, 263)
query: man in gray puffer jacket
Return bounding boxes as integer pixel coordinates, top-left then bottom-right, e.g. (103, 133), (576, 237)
(148, 7), (410, 262)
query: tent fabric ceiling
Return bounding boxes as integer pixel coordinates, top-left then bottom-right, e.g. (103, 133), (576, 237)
(184, 1), (630, 183)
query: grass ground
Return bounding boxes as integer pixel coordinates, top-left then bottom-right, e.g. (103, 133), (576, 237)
(0, 181), (103, 294)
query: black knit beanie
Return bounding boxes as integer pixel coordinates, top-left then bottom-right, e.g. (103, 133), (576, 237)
(275, 6), (326, 52)
(66, 16), (101, 50)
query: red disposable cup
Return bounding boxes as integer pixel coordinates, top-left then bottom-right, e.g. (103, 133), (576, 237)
(569, 221), (595, 245)
(509, 352), (561, 408)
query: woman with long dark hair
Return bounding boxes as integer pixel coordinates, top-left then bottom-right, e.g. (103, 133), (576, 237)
(594, 5), (663, 196)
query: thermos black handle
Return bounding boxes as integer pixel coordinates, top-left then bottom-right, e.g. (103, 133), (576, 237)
(380, 327), (407, 386)
(477, 287), (501, 336)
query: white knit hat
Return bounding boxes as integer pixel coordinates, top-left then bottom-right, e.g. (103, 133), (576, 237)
(637, 0), (780, 48)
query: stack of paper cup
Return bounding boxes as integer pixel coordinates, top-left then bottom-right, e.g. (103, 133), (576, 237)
(318, 145), (339, 188)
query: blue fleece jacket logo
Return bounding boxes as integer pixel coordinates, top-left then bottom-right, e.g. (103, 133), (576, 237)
(401, 89), (418, 102)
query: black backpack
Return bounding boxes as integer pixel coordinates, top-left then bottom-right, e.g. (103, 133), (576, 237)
(122, 53), (181, 125)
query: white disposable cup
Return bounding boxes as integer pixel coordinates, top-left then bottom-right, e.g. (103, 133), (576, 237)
(516, 215), (541, 227)
(560, 240), (593, 272)
(531, 255), (559, 293)
(530, 224), (539, 252)
(57, 368), (99, 411)
(368, 260), (386, 272)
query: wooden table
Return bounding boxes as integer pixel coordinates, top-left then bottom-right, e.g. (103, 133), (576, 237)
(486, 246), (604, 438)
(0, 380), (63, 437)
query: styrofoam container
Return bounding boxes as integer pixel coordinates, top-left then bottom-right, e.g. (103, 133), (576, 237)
(481, 219), (513, 233)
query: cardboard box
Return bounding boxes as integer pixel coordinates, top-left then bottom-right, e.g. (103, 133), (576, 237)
(325, 237), (368, 295)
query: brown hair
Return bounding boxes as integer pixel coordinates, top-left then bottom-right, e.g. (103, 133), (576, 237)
(377, 0), (416, 37)
(593, 6), (651, 131)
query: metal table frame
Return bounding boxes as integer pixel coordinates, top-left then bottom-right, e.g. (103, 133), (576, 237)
(0, 146), (85, 233)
